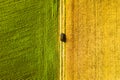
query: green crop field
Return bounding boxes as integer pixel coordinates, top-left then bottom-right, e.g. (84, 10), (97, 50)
(0, 0), (59, 79)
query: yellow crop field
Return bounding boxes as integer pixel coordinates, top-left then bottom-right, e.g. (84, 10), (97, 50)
(65, 0), (120, 80)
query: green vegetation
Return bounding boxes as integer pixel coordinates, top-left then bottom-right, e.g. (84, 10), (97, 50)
(0, 0), (59, 79)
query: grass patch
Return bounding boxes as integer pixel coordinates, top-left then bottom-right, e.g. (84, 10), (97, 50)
(0, 0), (59, 79)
